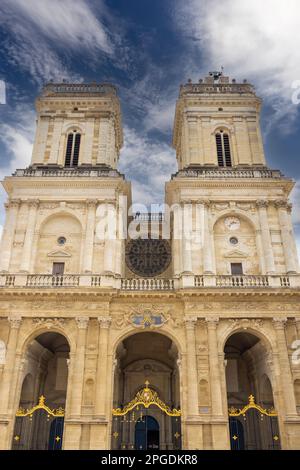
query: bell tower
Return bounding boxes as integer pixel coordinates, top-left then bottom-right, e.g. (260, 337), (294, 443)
(167, 72), (299, 285)
(173, 72), (265, 169)
(0, 83), (131, 279)
(31, 82), (123, 168)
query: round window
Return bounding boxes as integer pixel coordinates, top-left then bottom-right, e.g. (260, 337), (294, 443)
(57, 236), (66, 246)
(229, 236), (238, 245)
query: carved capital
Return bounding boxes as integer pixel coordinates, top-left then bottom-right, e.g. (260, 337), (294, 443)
(9, 199), (21, 209)
(8, 315), (22, 329)
(98, 316), (112, 329)
(86, 199), (98, 208)
(27, 199), (39, 209)
(198, 199), (210, 208)
(272, 317), (287, 329)
(205, 316), (219, 328)
(256, 199), (268, 209)
(76, 316), (89, 329)
(274, 199), (288, 209)
(184, 316), (197, 329)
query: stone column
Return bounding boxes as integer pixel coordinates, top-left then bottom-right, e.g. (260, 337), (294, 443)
(0, 316), (22, 450)
(200, 200), (214, 274)
(256, 200), (275, 274)
(273, 318), (297, 416)
(70, 317), (89, 416)
(97, 118), (110, 165)
(0, 316), (22, 415)
(0, 200), (20, 272)
(103, 204), (117, 275)
(275, 200), (297, 273)
(206, 317), (223, 416)
(20, 200), (39, 273)
(181, 204), (192, 273)
(95, 316), (111, 416)
(82, 200), (97, 273)
(184, 318), (199, 415)
(172, 204), (182, 275)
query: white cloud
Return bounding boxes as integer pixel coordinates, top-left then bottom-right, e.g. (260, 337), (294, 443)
(0, 105), (35, 235)
(0, 104), (35, 179)
(2, 0), (112, 53)
(175, 0), (300, 130)
(0, 0), (115, 84)
(119, 127), (177, 205)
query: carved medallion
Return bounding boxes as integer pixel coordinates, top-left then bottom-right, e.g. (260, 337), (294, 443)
(224, 216), (240, 231)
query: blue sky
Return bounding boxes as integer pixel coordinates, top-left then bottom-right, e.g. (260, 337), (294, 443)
(0, 0), (300, 251)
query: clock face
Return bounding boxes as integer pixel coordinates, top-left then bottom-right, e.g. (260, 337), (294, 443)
(224, 216), (240, 231)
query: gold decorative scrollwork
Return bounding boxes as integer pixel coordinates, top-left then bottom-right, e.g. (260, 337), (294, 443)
(16, 395), (65, 417)
(228, 395), (277, 417)
(112, 381), (181, 417)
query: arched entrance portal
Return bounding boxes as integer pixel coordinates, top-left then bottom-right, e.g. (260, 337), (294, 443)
(12, 332), (69, 450)
(224, 331), (280, 450)
(111, 331), (181, 450)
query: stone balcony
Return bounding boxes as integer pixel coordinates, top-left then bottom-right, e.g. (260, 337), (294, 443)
(0, 273), (299, 291)
(172, 166), (283, 179)
(13, 166), (123, 178)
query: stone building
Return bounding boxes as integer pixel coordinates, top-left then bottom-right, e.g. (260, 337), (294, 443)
(0, 73), (300, 450)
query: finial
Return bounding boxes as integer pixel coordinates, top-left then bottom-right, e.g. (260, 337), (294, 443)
(145, 380), (150, 388)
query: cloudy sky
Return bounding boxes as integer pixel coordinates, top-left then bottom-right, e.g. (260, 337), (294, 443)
(0, 0), (300, 251)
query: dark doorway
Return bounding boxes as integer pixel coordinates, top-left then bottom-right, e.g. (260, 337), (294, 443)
(135, 416), (159, 450)
(229, 417), (245, 450)
(48, 417), (64, 450)
(52, 262), (65, 275)
(230, 262), (243, 275)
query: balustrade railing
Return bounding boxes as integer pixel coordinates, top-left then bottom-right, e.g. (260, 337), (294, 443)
(26, 275), (80, 287)
(0, 274), (298, 289)
(216, 275), (269, 287)
(173, 167), (282, 179)
(121, 278), (174, 290)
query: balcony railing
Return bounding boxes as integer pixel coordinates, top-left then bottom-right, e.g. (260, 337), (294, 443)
(0, 274), (298, 290)
(215, 275), (269, 287)
(173, 167), (282, 179)
(13, 167), (122, 178)
(26, 275), (80, 287)
(121, 278), (174, 290)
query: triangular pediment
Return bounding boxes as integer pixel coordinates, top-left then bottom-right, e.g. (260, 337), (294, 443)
(224, 249), (248, 258)
(47, 250), (71, 258)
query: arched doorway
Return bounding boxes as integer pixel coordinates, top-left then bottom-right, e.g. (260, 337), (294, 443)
(12, 332), (70, 450)
(111, 331), (181, 450)
(224, 331), (280, 450)
(135, 416), (159, 450)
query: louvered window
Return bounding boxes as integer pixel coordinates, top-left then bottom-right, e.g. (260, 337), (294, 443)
(215, 131), (232, 167)
(64, 131), (81, 167)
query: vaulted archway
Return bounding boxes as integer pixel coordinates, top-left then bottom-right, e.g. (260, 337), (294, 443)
(224, 331), (280, 450)
(111, 331), (181, 450)
(12, 332), (70, 450)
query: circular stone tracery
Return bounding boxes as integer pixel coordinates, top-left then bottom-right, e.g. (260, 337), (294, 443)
(125, 239), (171, 277)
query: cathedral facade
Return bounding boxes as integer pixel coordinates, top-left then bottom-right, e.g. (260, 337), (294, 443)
(0, 73), (300, 450)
